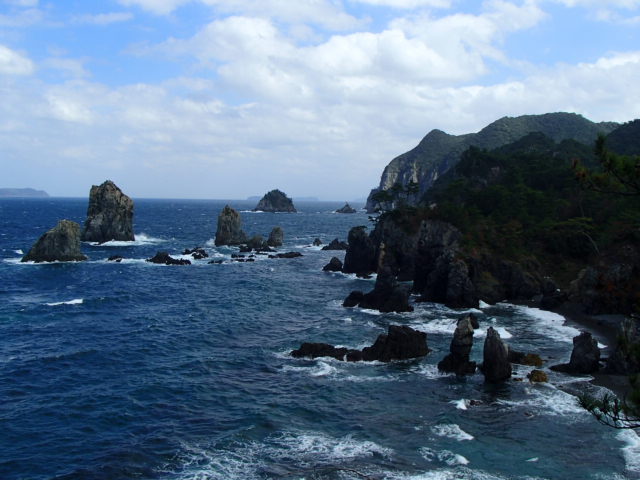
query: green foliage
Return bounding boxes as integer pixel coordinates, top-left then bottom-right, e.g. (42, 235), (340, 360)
(579, 391), (640, 429)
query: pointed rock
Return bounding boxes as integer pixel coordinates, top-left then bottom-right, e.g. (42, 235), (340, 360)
(481, 327), (512, 383)
(81, 180), (134, 243)
(438, 315), (476, 375)
(267, 226), (284, 247)
(215, 205), (247, 246)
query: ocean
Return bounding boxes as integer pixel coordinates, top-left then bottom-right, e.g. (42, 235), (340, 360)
(0, 197), (638, 480)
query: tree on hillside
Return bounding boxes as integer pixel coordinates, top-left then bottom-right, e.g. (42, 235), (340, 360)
(573, 135), (640, 196)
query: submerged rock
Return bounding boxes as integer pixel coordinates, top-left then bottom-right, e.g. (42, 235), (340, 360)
(312, 238), (322, 247)
(481, 327), (512, 383)
(215, 205), (247, 246)
(107, 255), (123, 262)
(269, 252), (302, 259)
(267, 226), (284, 247)
(291, 325), (428, 363)
(508, 349), (544, 367)
(335, 203), (356, 214)
(551, 331), (600, 374)
(527, 369), (548, 383)
(321, 238), (348, 250)
(438, 315), (477, 375)
(146, 251), (191, 266)
(81, 180), (134, 243)
(183, 247), (208, 260)
(22, 220), (87, 263)
(323, 257), (343, 272)
(253, 189), (296, 213)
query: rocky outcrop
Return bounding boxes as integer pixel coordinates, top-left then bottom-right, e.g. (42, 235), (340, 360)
(323, 257), (343, 272)
(183, 247), (208, 260)
(269, 252), (302, 259)
(107, 255), (123, 262)
(605, 318), (640, 374)
(343, 291), (365, 307)
(22, 220), (87, 263)
(507, 349), (544, 367)
(215, 205), (247, 246)
(437, 315), (477, 375)
(527, 370), (548, 383)
(345, 268), (413, 313)
(335, 203), (356, 214)
(267, 227), (284, 247)
(81, 180), (134, 243)
(291, 325), (428, 362)
(342, 226), (377, 276)
(481, 327), (512, 383)
(312, 238), (322, 247)
(321, 238), (348, 251)
(146, 251), (191, 265)
(365, 113), (618, 212)
(551, 331), (600, 374)
(569, 242), (640, 315)
(253, 189), (296, 213)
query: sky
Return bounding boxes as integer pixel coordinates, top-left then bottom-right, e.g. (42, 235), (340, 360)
(1, 0), (639, 200)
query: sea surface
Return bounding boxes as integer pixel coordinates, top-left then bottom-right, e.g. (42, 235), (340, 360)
(1, 198), (638, 480)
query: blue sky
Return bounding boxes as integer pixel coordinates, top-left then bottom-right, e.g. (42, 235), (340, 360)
(1, 0), (639, 199)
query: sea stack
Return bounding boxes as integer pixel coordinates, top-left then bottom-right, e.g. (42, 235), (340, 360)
(481, 327), (512, 383)
(215, 205), (247, 246)
(335, 203), (356, 214)
(253, 189), (296, 213)
(267, 226), (284, 247)
(81, 180), (134, 243)
(437, 315), (477, 375)
(22, 220), (87, 263)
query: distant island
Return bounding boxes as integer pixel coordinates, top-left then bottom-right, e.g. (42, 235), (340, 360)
(246, 195), (319, 202)
(0, 188), (49, 198)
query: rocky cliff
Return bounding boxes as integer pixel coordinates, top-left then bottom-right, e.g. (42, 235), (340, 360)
(22, 220), (87, 262)
(366, 112), (618, 212)
(81, 180), (134, 243)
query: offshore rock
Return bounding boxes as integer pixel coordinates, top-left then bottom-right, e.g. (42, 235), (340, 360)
(147, 252), (191, 265)
(253, 189), (296, 213)
(312, 238), (322, 247)
(107, 255), (123, 262)
(22, 220), (87, 263)
(343, 226), (377, 276)
(183, 247), (208, 260)
(481, 327), (512, 383)
(438, 315), (476, 375)
(507, 349), (544, 367)
(267, 227), (284, 247)
(527, 370), (548, 383)
(291, 325), (428, 363)
(335, 203), (356, 214)
(215, 205), (247, 246)
(551, 331), (600, 374)
(343, 290), (365, 307)
(357, 267), (413, 313)
(321, 238), (348, 250)
(269, 252), (302, 259)
(323, 257), (343, 272)
(81, 180), (134, 243)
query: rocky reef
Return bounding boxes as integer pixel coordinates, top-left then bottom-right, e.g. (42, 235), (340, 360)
(22, 220), (87, 263)
(81, 180), (134, 243)
(253, 189), (296, 213)
(147, 252), (191, 265)
(215, 205), (247, 246)
(291, 325), (428, 362)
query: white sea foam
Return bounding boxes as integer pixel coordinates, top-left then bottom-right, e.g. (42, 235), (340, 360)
(45, 298), (83, 306)
(526, 457), (539, 462)
(498, 383), (586, 418)
(618, 430), (640, 473)
(432, 424), (474, 441)
(451, 399), (469, 410)
(474, 326), (513, 339)
(510, 304), (580, 343)
(89, 232), (164, 247)
(479, 300), (491, 308)
(420, 447), (470, 465)
(14, 249), (23, 254)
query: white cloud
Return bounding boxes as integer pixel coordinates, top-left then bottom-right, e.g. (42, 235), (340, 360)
(552, 0), (640, 7)
(72, 12), (134, 25)
(5, 0), (39, 6)
(0, 45), (34, 75)
(117, 0), (189, 15)
(349, 0), (452, 8)
(42, 57), (89, 78)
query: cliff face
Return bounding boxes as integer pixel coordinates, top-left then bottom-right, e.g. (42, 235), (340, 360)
(81, 180), (134, 243)
(365, 112), (619, 212)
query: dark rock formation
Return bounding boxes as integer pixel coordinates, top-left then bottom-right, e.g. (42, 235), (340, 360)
(215, 205), (247, 246)
(323, 257), (343, 272)
(335, 203), (356, 214)
(81, 180), (134, 243)
(437, 315), (477, 375)
(312, 238), (322, 247)
(246, 235), (267, 250)
(22, 220), (87, 263)
(527, 370), (548, 383)
(551, 331), (600, 374)
(605, 318), (640, 374)
(343, 291), (365, 307)
(269, 252), (302, 259)
(481, 327), (512, 383)
(183, 247), (208, 260)
(356, 268), (413, 313)
(321, 238), (349, 251)
(469, 313), (480, 329)
(107, 255), (123, 262)
(342, 226), (377, 276)
(291, 325), (428, 363)
(146, 251), (191, 265)
(267, 227), (284, 247)
(507, 349), (544, 367)
(253, 189), (296, 213)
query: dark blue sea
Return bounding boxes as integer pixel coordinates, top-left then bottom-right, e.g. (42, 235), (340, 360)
(1, 198), (638, 480)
